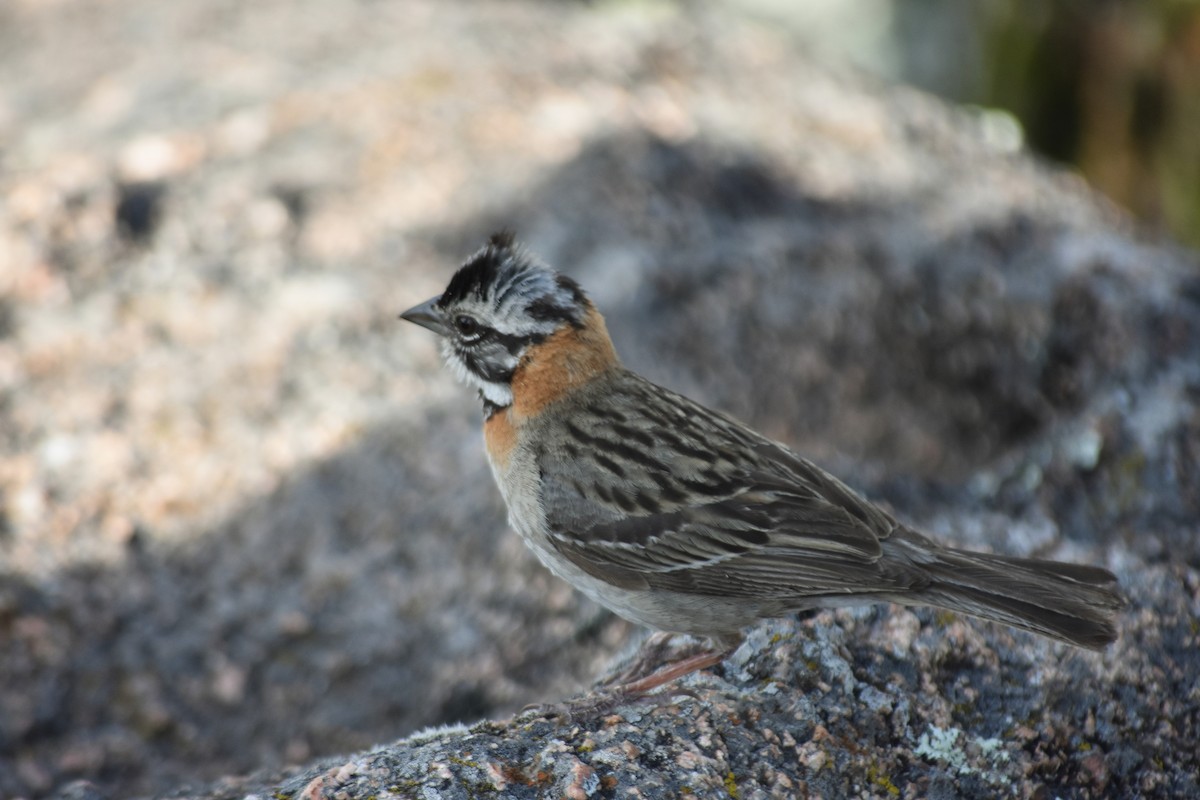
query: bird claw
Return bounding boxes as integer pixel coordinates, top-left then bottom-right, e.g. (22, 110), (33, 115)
(515, 693), (620, 723)
(512, 634), (736, 724)
(515, 682), (703, 724)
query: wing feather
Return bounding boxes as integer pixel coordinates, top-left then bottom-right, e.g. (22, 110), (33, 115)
(538, 370), (917, 601)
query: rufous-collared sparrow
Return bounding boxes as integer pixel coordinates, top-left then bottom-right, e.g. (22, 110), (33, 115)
(401, 232), (1123, 696)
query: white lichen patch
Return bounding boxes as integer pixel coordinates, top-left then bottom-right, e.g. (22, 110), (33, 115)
(915, 726), (1013, 784)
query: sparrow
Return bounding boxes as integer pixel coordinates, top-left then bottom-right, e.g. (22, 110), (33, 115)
(401, 232), (1124, 696)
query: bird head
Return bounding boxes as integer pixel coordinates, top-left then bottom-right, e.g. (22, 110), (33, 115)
(401, 232), (602, 412)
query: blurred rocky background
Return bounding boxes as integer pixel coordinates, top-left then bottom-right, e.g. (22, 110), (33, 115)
(1, 1), (1198, 798)
(747, 0), (1200, 248)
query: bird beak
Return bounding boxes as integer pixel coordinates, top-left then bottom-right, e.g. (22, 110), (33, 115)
(399, 297), (451, 336)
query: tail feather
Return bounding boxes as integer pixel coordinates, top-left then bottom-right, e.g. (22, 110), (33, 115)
(918, 548), (1125, 650)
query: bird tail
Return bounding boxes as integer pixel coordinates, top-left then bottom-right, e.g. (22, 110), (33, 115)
(916, 547), (1126, 649)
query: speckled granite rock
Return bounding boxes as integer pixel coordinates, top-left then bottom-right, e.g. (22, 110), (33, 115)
(149, 598), (1198, 800)
(1, 1), (1197, 799)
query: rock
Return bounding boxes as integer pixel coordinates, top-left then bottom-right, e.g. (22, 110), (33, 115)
(1, 1), (1196, 799)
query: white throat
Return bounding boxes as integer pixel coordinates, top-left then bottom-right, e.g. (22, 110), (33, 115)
(479, 380), (513, 408)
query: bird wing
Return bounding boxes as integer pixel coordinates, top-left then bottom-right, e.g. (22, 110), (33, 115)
(541, 444), (912, 599)
(536, 370), (918, 600)
(547, 488), (887, 596)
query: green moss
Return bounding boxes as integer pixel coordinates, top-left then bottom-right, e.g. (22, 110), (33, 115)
(385, 779), (425, 798)
(723, 769), (740, 799)
(387, 782), (421, 790)
(867, 765), (901, 797)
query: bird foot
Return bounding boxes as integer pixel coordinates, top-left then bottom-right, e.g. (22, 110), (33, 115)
(598, 631), (679, 687)
(516, 681), (705, 723)
(515, 639), (734, 723)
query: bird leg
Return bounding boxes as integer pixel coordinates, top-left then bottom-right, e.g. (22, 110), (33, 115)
(610, 645), (731, 696)
(516, 635), (738, 722)
(598, 631), (680, 688)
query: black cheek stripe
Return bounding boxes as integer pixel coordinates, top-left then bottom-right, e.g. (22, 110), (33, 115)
(461, 349), (515, 384)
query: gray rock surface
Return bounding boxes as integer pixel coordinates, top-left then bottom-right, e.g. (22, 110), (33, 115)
(1, 1), (1197, 799)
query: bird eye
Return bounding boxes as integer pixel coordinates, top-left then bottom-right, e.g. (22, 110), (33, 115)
(454, 315), (480, 337)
